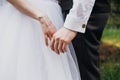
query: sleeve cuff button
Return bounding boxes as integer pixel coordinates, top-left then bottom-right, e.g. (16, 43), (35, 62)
(82, 24), (86, 28)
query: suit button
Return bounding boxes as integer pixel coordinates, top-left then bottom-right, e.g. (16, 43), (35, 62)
(82, 24), (86, 28)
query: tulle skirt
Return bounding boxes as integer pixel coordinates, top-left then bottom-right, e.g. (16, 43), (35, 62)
(0, 0), (80, 80)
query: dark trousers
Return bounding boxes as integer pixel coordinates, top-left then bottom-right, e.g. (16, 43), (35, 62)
(63, 11), (110, 80)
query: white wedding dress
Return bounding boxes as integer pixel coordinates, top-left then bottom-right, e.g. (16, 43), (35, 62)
(0, 0), (80, 80)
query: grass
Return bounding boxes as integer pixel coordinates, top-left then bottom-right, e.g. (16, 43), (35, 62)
(101, 27), (120, 80)
(107, 14), (120, 26)
(101, 61), (120, 80)
(102, 27), (120, 47)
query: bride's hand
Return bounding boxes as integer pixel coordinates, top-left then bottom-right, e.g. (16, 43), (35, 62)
(8, 0), (57, 46)
(38, 13), (57, 46)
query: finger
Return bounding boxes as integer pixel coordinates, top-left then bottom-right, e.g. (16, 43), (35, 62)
(45, 34), (49, 46)
(44, 17), (57, 38)
(41, 23), (49, 46)
(62, 42), (67, 53)
(42, 22), (52, 40)
(50, 37), (55, 51)
(48, 31), (52, 40)
(54, 38), (59, 54)
(58, 40), (64, 53)
(43, 20), (54, 41)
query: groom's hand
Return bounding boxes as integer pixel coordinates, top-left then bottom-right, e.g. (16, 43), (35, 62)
(50, 27), (77, 54)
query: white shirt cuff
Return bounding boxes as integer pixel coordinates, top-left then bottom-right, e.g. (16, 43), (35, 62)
(64, 15), (87, 33)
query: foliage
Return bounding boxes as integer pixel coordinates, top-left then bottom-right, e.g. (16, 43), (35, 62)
(102, 27), (120, 47)
(111, 0), (120, 13)
(107, 0), (120, 27)
(101, 27), (120, 80)
(100, 1), (120, 80)
(101, 62), (120, 80)
(107, 14), (120, 27)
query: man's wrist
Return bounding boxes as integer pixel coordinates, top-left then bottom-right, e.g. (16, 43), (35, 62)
(63, 27), (78, 34)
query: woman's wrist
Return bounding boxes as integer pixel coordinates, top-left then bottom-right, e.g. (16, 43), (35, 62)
(33, 12), (43, 20)
(35, 11), (47, 25)
(34, 11), (45, 21)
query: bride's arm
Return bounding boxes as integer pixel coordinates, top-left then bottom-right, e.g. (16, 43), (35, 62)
(7, 0), (57, 46)
(8, 0), (44, 20)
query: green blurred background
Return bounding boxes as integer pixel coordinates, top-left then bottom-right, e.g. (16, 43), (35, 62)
(100, 0), (120, 80)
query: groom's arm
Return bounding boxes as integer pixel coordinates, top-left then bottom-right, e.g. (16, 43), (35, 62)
(50, 0), (96, 53)
(64, 0), (95, 33)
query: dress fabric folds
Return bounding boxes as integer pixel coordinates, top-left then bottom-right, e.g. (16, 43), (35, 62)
(0, 0), (80, 80)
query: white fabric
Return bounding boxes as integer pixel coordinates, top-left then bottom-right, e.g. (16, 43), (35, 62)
(0, 0), (80, 80)
(64, 0), (95, 33)
(0, 0), (6, 5)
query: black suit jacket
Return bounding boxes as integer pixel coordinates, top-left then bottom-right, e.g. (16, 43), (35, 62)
(60, 0), (110, 13)
(59, 0), (73, 11)
(59, 0), (110, 80)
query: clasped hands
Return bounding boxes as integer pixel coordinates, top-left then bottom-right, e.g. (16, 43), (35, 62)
(38, 13), (77, 54)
